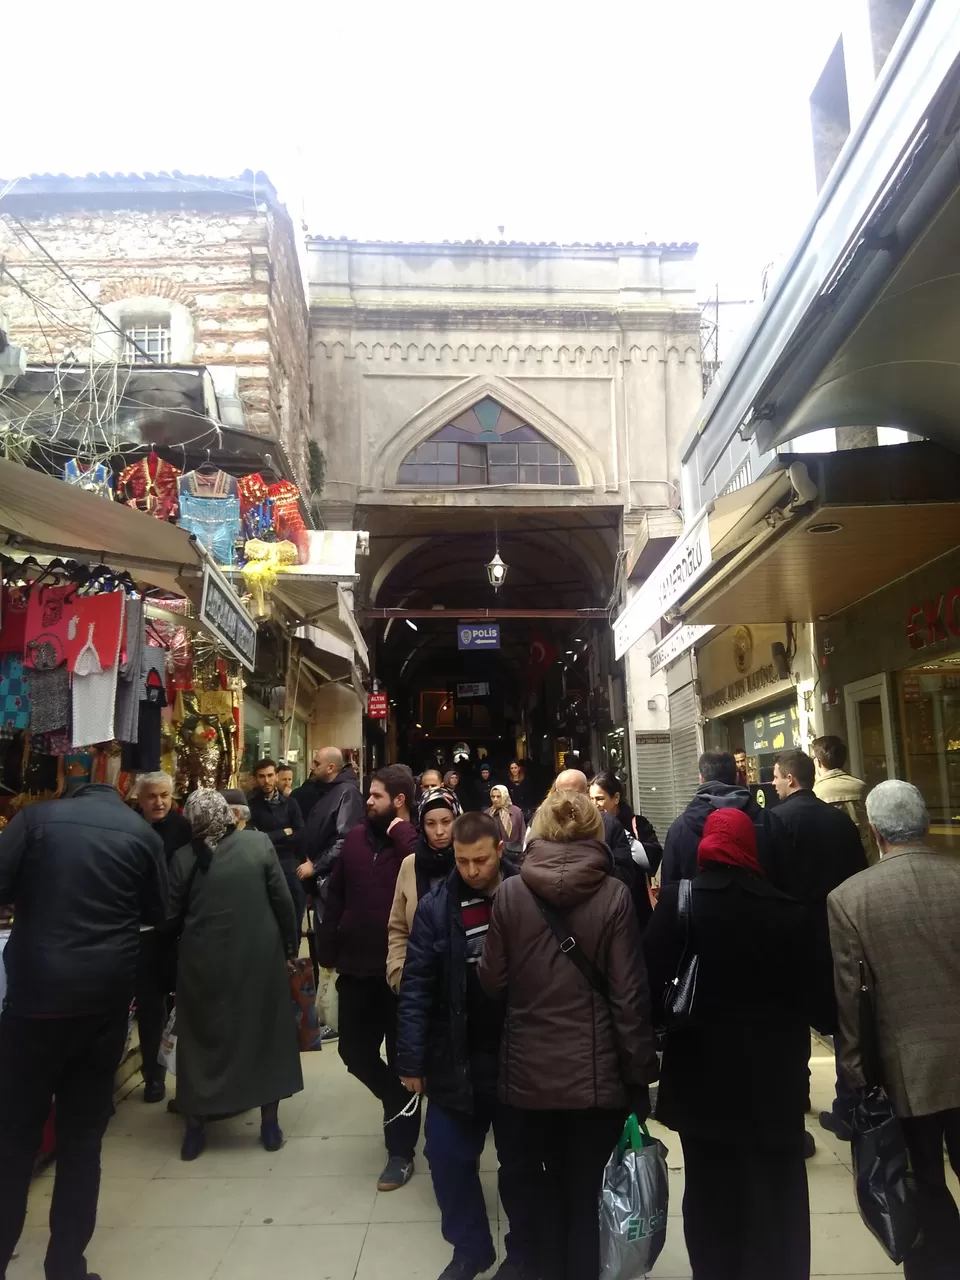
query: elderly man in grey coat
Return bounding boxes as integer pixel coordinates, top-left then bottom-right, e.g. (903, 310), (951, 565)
(827, 780), (960, 1280)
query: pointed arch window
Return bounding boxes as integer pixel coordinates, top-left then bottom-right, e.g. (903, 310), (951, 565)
(397, 397), (578, 486)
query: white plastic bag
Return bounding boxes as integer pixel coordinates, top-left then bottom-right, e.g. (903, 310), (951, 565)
(158, 1008), (177, 1077)
(599, 1115), (669, 1279)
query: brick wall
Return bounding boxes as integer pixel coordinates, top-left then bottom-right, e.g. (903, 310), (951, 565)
(0, 199), (310, 490)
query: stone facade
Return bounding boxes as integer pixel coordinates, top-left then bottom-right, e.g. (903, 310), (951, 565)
(0, 173), (310, 488)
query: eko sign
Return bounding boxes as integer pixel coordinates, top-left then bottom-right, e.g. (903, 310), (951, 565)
(614, 515), (712, 659)
(458, 623), (500, 650)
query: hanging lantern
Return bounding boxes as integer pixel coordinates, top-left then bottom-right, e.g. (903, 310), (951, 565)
(486, 550), (508, 591)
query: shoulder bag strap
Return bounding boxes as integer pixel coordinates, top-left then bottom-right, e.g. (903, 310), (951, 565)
(530, 888), (610, 1003)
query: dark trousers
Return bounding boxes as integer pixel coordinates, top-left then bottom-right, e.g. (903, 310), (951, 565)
(512, 1106), (625, 1280)
(424, 1094), (539, 1268)
(282, 867), (306, 942)
(680, 1132), (810, 1280)
(0, 1009), (128, 1280)
(135, 930), (169, 1087)
(901, 1108), (960, 1280)
(336, 973), (420, 1160)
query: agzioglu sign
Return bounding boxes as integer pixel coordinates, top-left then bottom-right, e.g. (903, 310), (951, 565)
(614, 515), (712, 659)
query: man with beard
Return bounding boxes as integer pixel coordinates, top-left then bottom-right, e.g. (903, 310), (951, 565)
(316, 765), (420, 1191)
(387, 785), (462, 995)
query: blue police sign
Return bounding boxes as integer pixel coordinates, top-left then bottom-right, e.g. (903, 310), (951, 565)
(457, 622), (500, 650)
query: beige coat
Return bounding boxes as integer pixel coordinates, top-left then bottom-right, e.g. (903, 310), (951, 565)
(814, 768), (876, 864)
(387, 854), (418, 993)
(827, 842), (960, 1117)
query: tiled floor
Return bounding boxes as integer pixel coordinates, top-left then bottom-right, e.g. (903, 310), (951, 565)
(9, 1040), (921, 1279)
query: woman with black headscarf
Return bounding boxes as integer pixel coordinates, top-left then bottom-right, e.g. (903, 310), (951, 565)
(386, 786), (462, 994)
(167, 789), (304, 1161)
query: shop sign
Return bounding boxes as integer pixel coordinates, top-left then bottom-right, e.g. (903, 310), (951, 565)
(457, 682), (490, 697)
(650, 623), (713, 675)
(906, 586), (960, 651)
(367, 691), (388, 718)
(743, 703), (801, 754)
(200, 563), (257, 670)
(701, 662), (783, 714)
(458, 622), (500, 650)
(614, 514), (712, 659)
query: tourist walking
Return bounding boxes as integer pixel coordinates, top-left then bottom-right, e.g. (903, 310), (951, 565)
(828, 780), (960, 1280)
(590, 768), (662, 927)
(0, 783), (167, 1280)
(316, 765), (420, 1190)
(811, 734), (874, 863)
(296, 747), (365, 895)
(169, 789), (303, 1161)
(397, 811), (538, 1280)
(486, 784), (526, 863)
(479, 789), (657, 1280)
(643, 806), (833, 1280)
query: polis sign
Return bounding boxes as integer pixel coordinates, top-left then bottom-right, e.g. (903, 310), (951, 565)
(457, 623), (500, 651)
(614, 514), (712, 659)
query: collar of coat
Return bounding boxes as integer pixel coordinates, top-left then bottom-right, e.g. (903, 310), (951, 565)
(879, 839), (938, 861)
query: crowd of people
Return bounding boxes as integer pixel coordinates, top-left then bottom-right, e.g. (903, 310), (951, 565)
(0, 739), (958, 1280)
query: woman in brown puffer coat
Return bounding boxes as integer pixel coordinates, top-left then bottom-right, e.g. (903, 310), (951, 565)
(478, 789), (658, 1280)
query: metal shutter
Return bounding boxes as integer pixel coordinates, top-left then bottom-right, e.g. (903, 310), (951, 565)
(669, 682), (702, 810)
(634, 732), (675, 840)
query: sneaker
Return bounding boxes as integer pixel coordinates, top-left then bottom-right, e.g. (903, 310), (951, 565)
(819, 1109), (853, 1142)
(143, 1078), (166, 1104)
(180, 1125), (206, 1162)
(438, 1254), (497, 1280)
(803, 1130), (816, 1159)
(261, 1120), (284, 1152)
(318, 1023), (339, 1043)
(377, 1155), (415, 1191)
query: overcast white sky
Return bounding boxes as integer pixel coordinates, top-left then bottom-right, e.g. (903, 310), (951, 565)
(4, 0), (841, 299)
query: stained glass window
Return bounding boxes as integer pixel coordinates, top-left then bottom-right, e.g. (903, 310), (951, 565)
(398, 398), (577, 486)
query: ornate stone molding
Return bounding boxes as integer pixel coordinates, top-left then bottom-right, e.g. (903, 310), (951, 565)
(315, 338), (701, 367)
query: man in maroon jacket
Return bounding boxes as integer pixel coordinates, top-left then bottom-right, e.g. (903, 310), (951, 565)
(316, 764), (419, 1192)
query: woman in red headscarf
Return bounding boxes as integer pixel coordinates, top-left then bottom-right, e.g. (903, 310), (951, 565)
(643, 806), (833, 1280)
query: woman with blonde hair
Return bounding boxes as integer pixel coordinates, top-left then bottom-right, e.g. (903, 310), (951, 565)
(486, 783), (526, 862)
(479, 789), (657, 1280)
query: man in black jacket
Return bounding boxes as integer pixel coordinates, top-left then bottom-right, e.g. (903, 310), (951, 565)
(554, 768), (645, 923)
(0, 784), (167, 1280)
(661, 751), (779, 887)
(296, 747), (365, 907)
(770, 748), (867, 1143)
(135, 771), (192, 1103)
(397, 811), (537, 1280)
(248, 756), (305, 927)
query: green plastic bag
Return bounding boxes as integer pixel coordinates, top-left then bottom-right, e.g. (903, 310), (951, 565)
(600, 1113), (670, 1278)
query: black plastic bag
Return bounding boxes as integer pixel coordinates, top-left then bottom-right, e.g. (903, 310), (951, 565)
(850, 1085), (920, 1263)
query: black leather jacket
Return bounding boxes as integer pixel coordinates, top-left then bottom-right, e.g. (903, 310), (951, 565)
(0, 785), (168, 1015)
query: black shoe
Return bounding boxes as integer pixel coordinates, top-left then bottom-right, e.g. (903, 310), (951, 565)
(803, 1130), (816, 1159)
(819, 1109), (853, 1141)
(438, 1253), (497, 1280)
(261, 1120), (284, 1152)
(318, 1023), (339, 1043)
(180, 1124), (206, 1161)
(492, 1262), (541, 1279)
(143, 1078), (166, 1104)
(377, 1154), (414, 1190)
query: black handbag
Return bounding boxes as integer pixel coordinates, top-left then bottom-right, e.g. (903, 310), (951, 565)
(663, 878), (698, 1027)
(850, 960), (920, 1263)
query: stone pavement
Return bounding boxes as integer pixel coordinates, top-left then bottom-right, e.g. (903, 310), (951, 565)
(9, 1039), (925, 1279)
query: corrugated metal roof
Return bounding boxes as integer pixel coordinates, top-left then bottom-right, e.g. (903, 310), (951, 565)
(307, 234), (697, 252)
(0, 170), (281, 208)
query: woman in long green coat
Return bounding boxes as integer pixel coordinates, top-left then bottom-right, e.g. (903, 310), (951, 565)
(167, 788), (304, 1160)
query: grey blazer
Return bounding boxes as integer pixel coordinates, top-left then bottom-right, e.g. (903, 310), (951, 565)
(827, 842), (960, 1118)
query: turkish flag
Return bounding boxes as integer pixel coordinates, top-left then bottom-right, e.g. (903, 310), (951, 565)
(527, 633), (557, 689)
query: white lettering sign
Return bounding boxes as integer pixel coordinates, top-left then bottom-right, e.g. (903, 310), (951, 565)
(614, 515), (713, 659)
(650, 624), (713, 675)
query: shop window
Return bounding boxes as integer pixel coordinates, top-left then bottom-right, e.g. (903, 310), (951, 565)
(398, 397), (578, 487)
(898, 656), (960, 850)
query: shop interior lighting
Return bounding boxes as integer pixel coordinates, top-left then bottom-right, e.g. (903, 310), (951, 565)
(405, 618), (418, 631)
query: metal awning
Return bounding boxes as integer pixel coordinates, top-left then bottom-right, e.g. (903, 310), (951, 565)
(0, 456), (202, 594)
(677, 444), (960, 626)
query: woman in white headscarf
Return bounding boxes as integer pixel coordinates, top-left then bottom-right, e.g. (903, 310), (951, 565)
(167, 789), (303, 1161)
(486, 784), (527, 862)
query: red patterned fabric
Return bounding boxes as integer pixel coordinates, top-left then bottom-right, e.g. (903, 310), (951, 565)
(238, 472), (269, 514)
(117, 453), (181, 521)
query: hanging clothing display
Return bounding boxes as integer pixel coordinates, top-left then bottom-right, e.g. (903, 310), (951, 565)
(29, 666), (70, 735)
(0, 586), (29, 654)
(117, 452), (181, 521)
(115, 598), (145, 743)
(267, 480), (309, 562)
(181, 469), (240, 500)
(0, 656), (31, 731)
(71, 598), (123, 746)
(63, 459), (114, 500)
(177, 471), (241, 566)
(23, 588), (124, 673)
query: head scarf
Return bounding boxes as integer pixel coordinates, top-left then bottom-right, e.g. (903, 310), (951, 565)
(698, 808), (762, 875)
(417, 785), (462, 827)
(489, 785), (513, 838)
(185, 788), (236, 854)
(415, 785), (461, 880)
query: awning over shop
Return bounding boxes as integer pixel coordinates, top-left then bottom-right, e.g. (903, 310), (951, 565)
(0, 456), (203, 595)
(268, 531), (369, 670)
(677, 443), (960, 627)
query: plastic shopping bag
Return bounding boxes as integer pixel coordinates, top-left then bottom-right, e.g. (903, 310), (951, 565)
(289, 958), (323, 1051)
(851, 1086), (920, 1263)
(157, 1008), (177, 1077)
(599, 1113), (669, 1279)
